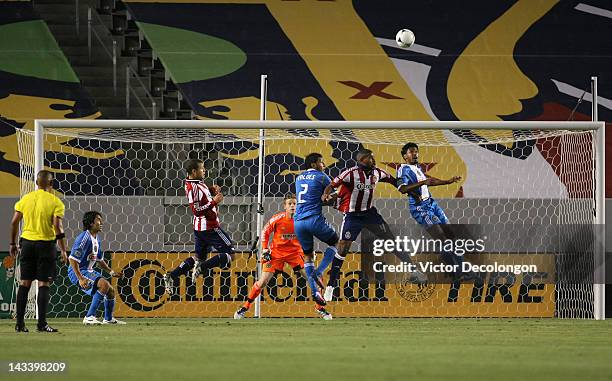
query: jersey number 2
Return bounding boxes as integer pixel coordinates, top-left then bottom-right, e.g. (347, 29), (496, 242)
(297, 184), (308, 204)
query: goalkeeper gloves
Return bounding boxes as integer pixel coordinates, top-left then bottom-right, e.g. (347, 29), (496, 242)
(261, 249), (271, 262)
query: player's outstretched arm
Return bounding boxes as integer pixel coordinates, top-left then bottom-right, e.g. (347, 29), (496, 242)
(398, 176), (461, 193)
(426, 176), (461, 187)
(398, 180), (426, 194)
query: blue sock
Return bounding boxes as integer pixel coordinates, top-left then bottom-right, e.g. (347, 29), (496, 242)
(316, 247), (336, 277)
(87, 290), (104, 317)
(304, 262), (319, 296)
(103, 297), (115, 321)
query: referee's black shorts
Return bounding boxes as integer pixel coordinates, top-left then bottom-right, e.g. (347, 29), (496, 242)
(19, 238), (57, 282)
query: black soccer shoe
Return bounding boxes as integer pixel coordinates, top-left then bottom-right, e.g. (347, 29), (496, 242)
(37, 324), (59, 333)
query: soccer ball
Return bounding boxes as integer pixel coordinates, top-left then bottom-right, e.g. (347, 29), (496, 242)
(395, 29), (415, 48)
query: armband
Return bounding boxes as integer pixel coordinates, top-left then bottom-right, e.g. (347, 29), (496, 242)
(55, 233), (66, 240)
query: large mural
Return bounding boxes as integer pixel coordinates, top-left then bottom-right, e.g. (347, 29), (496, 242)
(124, 0), (611, 199)
(0, 0), (610, 199)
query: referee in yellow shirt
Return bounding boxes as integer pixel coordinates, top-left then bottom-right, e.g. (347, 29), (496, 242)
(10, 170), (68, 333)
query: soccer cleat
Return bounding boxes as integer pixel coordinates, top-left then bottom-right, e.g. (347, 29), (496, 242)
(316, 305), (333, 320)
(323, 286), (334, 302)
(163, 273), (175, 295)
(102, 318), (127, 325)
(234, 306), (248, 319)
(408, 269), (428, 285)
(312, 292), (326, 306)
(83, 316), (102, 325)
(15, 324), (29, 333)
(191, 260), (202, 283)
(37, 324), (58, 333)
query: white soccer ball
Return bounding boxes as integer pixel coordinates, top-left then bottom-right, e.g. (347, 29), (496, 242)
(395, 29), (415, 48)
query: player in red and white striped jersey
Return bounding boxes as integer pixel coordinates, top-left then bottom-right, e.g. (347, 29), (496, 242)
(321, 149), (425, 302)
(333, 164), (396, 213)
(163, 159), (235, 295)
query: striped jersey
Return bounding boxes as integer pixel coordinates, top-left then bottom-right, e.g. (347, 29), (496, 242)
(331, 166), (395, 213)
(262, 212), (303, 258)
(69, 230), (101, 272)
(185, 179), (220, 231)
(397, 164), (430, 204)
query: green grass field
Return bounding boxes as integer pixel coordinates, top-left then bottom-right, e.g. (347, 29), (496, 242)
(2, 318), (611, 381)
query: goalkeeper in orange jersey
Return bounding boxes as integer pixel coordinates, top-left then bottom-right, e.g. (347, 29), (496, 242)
(234, 194), (332, 320)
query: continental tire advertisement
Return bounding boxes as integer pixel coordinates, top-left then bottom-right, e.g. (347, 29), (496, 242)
(112, 252), (555, 318)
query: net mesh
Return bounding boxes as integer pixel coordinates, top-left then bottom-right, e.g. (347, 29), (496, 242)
(15, 122), (600, 319)
(42, 126), (579, 145)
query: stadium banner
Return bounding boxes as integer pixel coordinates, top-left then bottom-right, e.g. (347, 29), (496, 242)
(112, 252), (554, 318)
(0, 252), (16, 318)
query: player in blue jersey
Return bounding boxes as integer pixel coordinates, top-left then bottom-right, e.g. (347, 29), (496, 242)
(397, 142), (465, 275)
(294, 153), (339, 306)
(68, 211), (126, 325)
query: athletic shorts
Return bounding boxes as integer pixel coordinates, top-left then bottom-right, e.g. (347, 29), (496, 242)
(409, 198), (449, 227)
(263, 253), (304, 273)
(294, 214), (338, 254)
(18, 239), (57, 282)
(67, 268), (102, 296)
(194, 228), (235, 260)
(339, 207), (387, 242)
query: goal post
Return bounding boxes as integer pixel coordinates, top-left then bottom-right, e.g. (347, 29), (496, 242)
(16, 119), (605, 320)
(591, 76), (605, 321)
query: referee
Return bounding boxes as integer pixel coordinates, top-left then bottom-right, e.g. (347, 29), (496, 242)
(10, 170), (68, 333)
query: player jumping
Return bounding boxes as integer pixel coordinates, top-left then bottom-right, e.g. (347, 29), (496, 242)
(163, 159), (234, 295)
(293, 153), (340, 306)
(321, 149), (426, 302)
(397, 143), (473, 279)
(68, 211), (125, 325)
(397, 142), (465, 277)
(234, 194), (332, 320)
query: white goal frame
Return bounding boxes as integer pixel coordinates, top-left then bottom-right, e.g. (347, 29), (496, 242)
(27, 118), (606, 320)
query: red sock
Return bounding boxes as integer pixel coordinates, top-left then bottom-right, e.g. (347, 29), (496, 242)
(243, 283), (262, 309)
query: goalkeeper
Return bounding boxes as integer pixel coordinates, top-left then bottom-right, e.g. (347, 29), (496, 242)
(234, 194), (332, 320)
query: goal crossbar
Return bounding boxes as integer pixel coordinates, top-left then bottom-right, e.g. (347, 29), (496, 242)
(35, 119), (604, 130)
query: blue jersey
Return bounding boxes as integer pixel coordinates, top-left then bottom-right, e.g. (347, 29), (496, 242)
(69, 231), (102, 272)
(397, 164), (431, 205)
(294, 169), (331, 221)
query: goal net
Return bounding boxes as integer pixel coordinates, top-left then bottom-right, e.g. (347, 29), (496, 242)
(15, 120), (605, 319)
